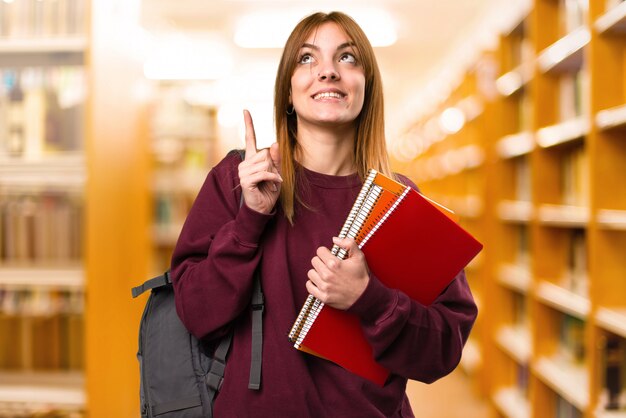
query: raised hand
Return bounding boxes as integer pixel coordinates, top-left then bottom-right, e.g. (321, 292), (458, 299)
(238, 110), (282, 215)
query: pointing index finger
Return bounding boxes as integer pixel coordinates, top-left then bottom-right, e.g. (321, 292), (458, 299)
(243, 109), (257, 159)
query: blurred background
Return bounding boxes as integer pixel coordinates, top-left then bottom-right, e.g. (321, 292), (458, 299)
(1, 0), (626, 417)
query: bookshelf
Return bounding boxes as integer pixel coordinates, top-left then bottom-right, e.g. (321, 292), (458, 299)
(394, 0), (626, 416)
(1, 1), (150, 417)
(148, 83), (220, 274)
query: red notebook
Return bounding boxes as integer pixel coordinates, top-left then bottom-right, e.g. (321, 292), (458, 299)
(288, 170), (483, 386)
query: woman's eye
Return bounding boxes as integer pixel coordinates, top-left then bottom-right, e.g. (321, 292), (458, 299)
(339, 53), (357, 64)
(298, 53), (314, 64)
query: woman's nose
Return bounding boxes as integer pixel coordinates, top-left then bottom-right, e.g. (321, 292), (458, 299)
(317, 66), (340, 81)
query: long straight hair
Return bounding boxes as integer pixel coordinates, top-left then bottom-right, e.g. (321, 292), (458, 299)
(274, 11), (393, 223)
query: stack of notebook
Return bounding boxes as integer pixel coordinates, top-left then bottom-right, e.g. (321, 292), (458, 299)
(288, 169), (483, 385)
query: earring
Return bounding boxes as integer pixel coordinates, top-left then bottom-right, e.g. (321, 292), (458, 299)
(286, 105), (295, 115)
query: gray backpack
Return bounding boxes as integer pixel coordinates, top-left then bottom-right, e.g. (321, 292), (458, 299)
(132, 150), (263, 417)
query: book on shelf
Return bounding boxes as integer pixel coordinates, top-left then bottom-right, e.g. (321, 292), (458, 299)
(0, 288), (84, 370)
(288, 169), (483, 385)
(0, 0), (86, 39)
(559, 0), (588, 35)
(600, 334), (626, 411)
(0, 67), (85, 159)
(515, 225), (530, 268)
(564, 229), (588, 297)
(515, 156), (532, 202)
(559, 314), (585, 364)
(517, 362), (530, 397)
(556, 394), (583, 418)
(517, 90), (533, 132)
(558, 70), (589, 123)
(560, 145), (589, 207)
(1, 192), (83, 263)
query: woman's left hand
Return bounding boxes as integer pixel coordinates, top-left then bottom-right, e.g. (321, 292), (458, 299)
(306, 237), (370, 310)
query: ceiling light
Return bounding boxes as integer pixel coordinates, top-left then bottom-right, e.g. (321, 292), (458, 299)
(234, 8), (397, 49)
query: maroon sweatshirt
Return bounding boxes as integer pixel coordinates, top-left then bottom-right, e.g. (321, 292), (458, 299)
(171, 151), (478, 417)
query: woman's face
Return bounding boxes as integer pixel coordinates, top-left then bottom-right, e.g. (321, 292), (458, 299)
(290, 22), (366, 131)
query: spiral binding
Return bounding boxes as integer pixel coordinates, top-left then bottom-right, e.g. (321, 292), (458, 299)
(331, 169), (377, 256)
(359, 186), (411, 249)
(290, 169), (389, 348)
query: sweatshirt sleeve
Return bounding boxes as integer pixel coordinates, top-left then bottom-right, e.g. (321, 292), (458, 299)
(346, 174), (478, 384)
(346, 270), (477, 384)
(170, 151), (274, 340)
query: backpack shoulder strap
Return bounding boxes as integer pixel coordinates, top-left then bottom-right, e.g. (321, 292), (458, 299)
(131, 271), (171, 298)
(248, 273), (264, 389)
(233, 148), (264, 390)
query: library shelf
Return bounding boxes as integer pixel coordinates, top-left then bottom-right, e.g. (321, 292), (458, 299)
(537, 204), (590, 227)
(152, 224), (183, 247)
(460, 338), (482, 375)
(535, 281), (590, 319)
(450, 195), (483, 219)
(153, 168), (206, 194)
(497, 264), (532, 294)
(496, 63), (533, 97)
(595, 307), (626, 338)
(536, 116), (590, 148)
(594, 2), (626, 34)
(492, 387), (531, 418)
(495, 325), (532, 364)
(457, 95), (485, 123)
(497, 200), (534, 223)
(0, 37), (88, 54)
(532, 356), (589, 411)
(537, 27), (590, 74)
(596, 209), (626, 230)
(595, 410), (626, 418)
(0, 371), (84, 411)
(0, 266), (84, 290)
(496, 132), (535, 159)
(0, 154), (86, 190)
(596, 104), (626, 131)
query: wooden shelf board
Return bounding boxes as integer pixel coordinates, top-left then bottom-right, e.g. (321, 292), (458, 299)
(536, 281), (590, 319)
(597, 209), (626, 230)
(596, 104), (626, 131)
(595, 2), (626, 34)
(498, 200), (534, 223)
(537, 28), (590, 73)
(0, 37), (87, 54)
(595, 410), (626, 418)
(537, 204), (590, 227)
(153, 168), (206, 194)
(532, 356), (589, 411)
(460, 338), (482, 375)
(453, 195), (484, 219)
(496, 63), (533, 97)
(152, 224), (183, 246)
(536, 116), (589, 148)
(0, 266), (84, 289)
(492, 387), (531, 418)
(497, 264), (532, 293)
(595, 307), (626, 338)
(497, 132), (535, 159)
(495, 325), (532, 364)
(0, 154), (86, 190)
(0, 371), (85, 409)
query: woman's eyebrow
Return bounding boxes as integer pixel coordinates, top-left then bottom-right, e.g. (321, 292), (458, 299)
(300, 42), (356, 51)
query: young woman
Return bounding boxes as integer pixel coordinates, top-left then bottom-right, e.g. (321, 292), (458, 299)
(171, 11), (477, 417)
